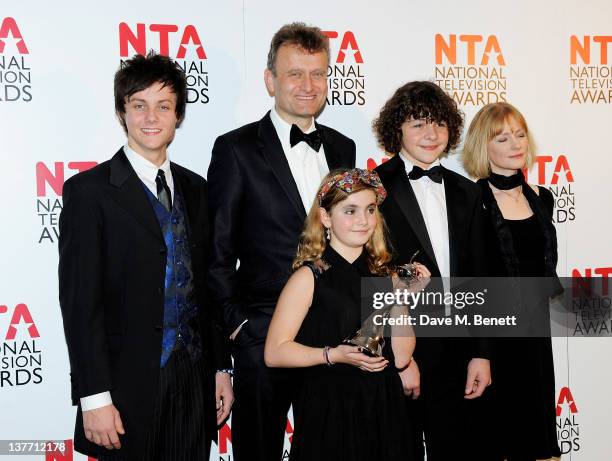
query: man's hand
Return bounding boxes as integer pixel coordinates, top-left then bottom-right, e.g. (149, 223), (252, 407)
(464, 358), (491, 399)
(83, 404), (125, 450)
(398, 359), (421, 399)
(215, 372), (234, 425)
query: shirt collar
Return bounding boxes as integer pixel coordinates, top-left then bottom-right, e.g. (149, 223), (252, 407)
(124, 144), (171, 183)
(398, 152), (442, 172)
(270, 106), (316, 147)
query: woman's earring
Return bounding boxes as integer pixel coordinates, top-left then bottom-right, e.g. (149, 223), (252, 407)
(325, 227), (331, 241)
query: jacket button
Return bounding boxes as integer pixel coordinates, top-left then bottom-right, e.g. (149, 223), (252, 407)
(154, 325), (162, 332)
(157, 287), (163, 294)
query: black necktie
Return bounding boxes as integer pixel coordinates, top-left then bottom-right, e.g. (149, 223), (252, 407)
(290, 124), (322, 152)
(408, 165), (443, 184)
(155, 169), (172, 212)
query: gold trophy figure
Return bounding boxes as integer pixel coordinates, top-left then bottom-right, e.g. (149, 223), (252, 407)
(343, 252), (421, 357)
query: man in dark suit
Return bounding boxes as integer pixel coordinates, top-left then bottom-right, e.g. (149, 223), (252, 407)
(58, 51), (232, 460)
(207, 22), (355, 461)
(373, 81), (491, 460)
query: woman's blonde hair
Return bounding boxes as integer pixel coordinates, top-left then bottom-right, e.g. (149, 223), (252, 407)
(293, 169), (392, 275)
(462, 102), (536, 179)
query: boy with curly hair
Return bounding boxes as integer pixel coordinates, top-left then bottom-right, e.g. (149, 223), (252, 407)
(373, 81), (491, 461)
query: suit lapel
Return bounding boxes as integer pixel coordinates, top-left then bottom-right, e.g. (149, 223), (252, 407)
(257, 112), (306, 219)
(386, 156), (439, 271)
(171, 164), (198, 239)
(317, 123), (342, 170)
(442, 168), (467, 277)
(108, 148), (164, 244)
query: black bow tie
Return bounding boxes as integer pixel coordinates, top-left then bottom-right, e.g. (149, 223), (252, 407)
(408, 165), (443, 183)
(290, 124), (322, 152)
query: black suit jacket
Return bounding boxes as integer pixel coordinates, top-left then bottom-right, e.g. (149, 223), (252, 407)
(375, 155), (490, 369)
(58, 148), (230, 458)
(207, 111), (355, 349)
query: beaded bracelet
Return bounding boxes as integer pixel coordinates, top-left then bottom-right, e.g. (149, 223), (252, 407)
(217, 368), (234, 376)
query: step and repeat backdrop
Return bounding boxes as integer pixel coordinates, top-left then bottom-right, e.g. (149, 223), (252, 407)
(1, 0), (611, 459)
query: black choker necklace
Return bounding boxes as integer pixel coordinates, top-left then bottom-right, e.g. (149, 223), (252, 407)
(488, 171), (523, 190)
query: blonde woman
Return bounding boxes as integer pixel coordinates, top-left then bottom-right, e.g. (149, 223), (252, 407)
(264, 168), (428, 460)
(463, 102), (561, 461)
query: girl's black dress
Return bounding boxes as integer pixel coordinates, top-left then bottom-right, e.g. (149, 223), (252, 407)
(289, 246), (414, 461)
(478, 179), (561, 461)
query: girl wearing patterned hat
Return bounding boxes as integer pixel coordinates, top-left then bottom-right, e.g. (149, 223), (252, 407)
(265, 167), (429, 460)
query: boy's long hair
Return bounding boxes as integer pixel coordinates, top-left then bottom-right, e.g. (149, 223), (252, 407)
(114, 50), (187, 134)
(293, 169), (392, 275)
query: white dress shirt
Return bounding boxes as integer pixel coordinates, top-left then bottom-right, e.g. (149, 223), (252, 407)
(270, 107), (329, 211)
(80, 145), (174, 412)
(124, 144), (174, 201)
(399, 154), (451, 281)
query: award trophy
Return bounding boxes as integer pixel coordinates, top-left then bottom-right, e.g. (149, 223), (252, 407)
(343, 252), (420, 357)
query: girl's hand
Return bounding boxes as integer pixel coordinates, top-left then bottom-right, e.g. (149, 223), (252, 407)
(398, 359), (420, 399)
(413, 262), (431, 278)
(329, 344), (389, 372)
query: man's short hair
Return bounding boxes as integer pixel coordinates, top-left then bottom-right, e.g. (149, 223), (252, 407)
(266, 22), (330, 75)
(114, 50), (187, 133)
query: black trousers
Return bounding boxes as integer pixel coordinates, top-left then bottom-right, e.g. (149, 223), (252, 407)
(406, 346), (493, 461)
(231, 344), (293, 461)
(99, 348), (210, 461)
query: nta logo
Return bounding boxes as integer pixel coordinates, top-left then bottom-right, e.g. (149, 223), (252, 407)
(35, 161), (97, 244)
(434, 34), (507, 106)
(119, 23), (206, 59)
(1, 302), (43, 388)
(556, 387), (578, 417)
(571, 35), (612, 64)
(36, 161), (98, 197)
(217, 423), (231, 455)
(556, 387), (581, 454)
(569, 35), (612, 104)
(435, 34), (505, 65)
(323, 31), (363, 63)
(366, 156), (390, 171)
(0, 17), (28, 54)
(118, 23), (210, 105)
(524, 155), (574, 186)
(0, 303), (39, 340)
(324, 30), (365, 106)
(524, 155), (575, 224)
(572, 266), (611, 298)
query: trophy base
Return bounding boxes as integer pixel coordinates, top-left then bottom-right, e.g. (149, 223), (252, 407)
(342, 336), (384, 357)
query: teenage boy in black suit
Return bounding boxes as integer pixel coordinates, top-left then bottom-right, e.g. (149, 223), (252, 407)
(374, 81), (491, 461)
(59, 51), (232, 460)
